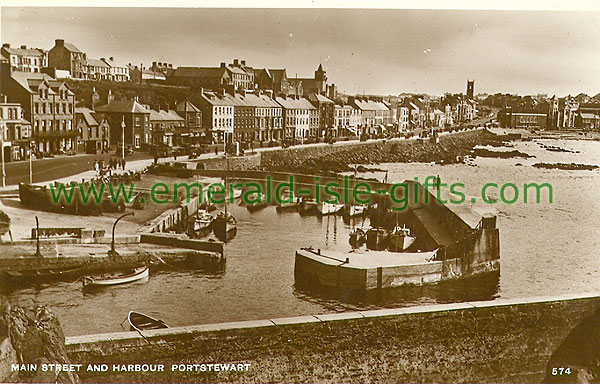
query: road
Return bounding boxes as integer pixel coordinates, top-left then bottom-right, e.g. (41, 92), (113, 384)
(0, 153), (152, 186)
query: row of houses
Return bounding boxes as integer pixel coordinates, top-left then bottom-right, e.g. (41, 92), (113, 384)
(1, 40), (131, 82)
(548, 95), (600, 131)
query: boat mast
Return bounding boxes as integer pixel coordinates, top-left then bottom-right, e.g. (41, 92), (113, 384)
(225, 154), (229, 217)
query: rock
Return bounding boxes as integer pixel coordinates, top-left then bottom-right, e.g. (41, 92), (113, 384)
(0, 296), (79, 384)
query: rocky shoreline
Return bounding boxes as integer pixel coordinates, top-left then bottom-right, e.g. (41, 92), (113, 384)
(260, 129), (502, 175)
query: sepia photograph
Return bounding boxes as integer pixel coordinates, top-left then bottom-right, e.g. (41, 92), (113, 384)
(0, 2), (599, 383)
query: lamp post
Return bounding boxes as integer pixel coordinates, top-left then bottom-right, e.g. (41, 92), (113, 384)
(0, 119), (5, 187)
(29, 141), (33, 184)
(121, 116), (125, 160)
(109, 212), (134, 258)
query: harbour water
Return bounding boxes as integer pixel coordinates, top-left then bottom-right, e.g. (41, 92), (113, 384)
(2, 138), (600, 336)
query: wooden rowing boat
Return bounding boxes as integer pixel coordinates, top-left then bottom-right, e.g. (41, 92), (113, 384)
(128, 311), (168, 332)
(82, 266), (149, 288)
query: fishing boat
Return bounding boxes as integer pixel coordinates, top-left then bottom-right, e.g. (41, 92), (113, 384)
(343, 204), (367, 218)
(246, 194), (269, 212)
(349, 228), (366, 248)
(276, 190), (300, 212)
(297, 197), (318, 216)
(316, 201), (344, 216)
(128, 311), (169, 332)
(82, 266), (149, 288)
(388, 225), (416, 252)
(213, 155), (237, 242)
(199, 200), (217, 212)
(189, 209), (214, 237)
(212, 211), (237, 241)
(366, 227), (390, 251)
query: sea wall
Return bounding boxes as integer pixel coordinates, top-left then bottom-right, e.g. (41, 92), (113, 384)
(260, 128), (500, 174)
(65, 293), (600, 383)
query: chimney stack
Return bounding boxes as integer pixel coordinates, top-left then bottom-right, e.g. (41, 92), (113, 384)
(2, 43), (9, 48)
(55, 39), (64, 47)
(109, 56), (114, 61)
(20, 45), (27, 49)
(233, 59), (239, 66)
(241, 60), (246, 66)
(220, 62), (226, 68)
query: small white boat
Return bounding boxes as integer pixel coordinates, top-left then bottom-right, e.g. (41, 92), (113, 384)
(388, 225), (416, 252)
(276, 190), (300, 211)
(190, 209), (214, 236)
(343, 204), (367, 217)
(82, 266), (149, 288)
(316, 201), (344, 216)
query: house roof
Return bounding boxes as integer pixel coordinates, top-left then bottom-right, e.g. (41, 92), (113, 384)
(275, 96), (316, 110)
(171, 66), (227, 78)
(226, 65), (247, 75)
(95, 99), (150, 114)
(75, 107), (99, 127)
(309, 93), (333, 104)
(10, 72), (68, 94)
(200, 91), (237, 106)
(86, 58), (109, 68)
(101, 58), (128, 68)
(352, 98), (389, 111)
(2, 47), (45, 57)
(176, 100), (201, 113)
(63, 42), (82, 53)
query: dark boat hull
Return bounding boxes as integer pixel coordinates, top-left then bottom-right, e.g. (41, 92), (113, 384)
(366, 228), (389, 251)
(213, 218), (237, 241)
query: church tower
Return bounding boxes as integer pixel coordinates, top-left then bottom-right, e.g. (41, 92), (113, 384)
(315, 64), (327, 93)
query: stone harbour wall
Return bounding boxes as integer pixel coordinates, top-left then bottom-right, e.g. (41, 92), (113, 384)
(65, 293), (600, 383)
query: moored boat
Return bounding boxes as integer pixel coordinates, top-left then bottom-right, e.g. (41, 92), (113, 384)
(343, 204), (367, 218)
(276, 190), (300, 211)
(297, 197), (318, 216)
(388, 225), (416, 252)
(82, 266), (149, 288)
(128, 311), (169, 332)
(316, 201), (344, 216)
(349, 228), (366, 248)
(189, 209), (214, 237)
(212, 211), (237, 242)
(366, 227), (389, 251)
(246, 194), (269, 212)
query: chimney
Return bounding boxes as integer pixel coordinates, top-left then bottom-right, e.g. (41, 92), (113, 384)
(20, 45), (27, 49)
(2, 43), (9, 48)
(220, 62), (226, 68)
(109, 56), (114, 61)
(55, 39), (64, 47)
(233, 59), (239, 66)
(241, 60), (246, 66)
(152, 61), (156, 67)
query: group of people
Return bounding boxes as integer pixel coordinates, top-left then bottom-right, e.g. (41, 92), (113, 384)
(93, 157), (127, 177)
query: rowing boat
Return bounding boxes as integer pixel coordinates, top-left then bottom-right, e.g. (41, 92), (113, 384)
(128, 311), (169, 332)
(82, 266), (149, 288)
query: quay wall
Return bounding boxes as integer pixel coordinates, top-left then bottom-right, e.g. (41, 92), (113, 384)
(65, 293), (600, 383)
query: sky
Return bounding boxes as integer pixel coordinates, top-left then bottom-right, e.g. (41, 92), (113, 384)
(1, 7), (599, 97)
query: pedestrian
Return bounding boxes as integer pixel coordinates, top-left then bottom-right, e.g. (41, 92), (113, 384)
(122, 158), (126, 171)
(154, 154), (158, 164)
(94, 159), (99, 173)
(215, 147), (218, 156)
